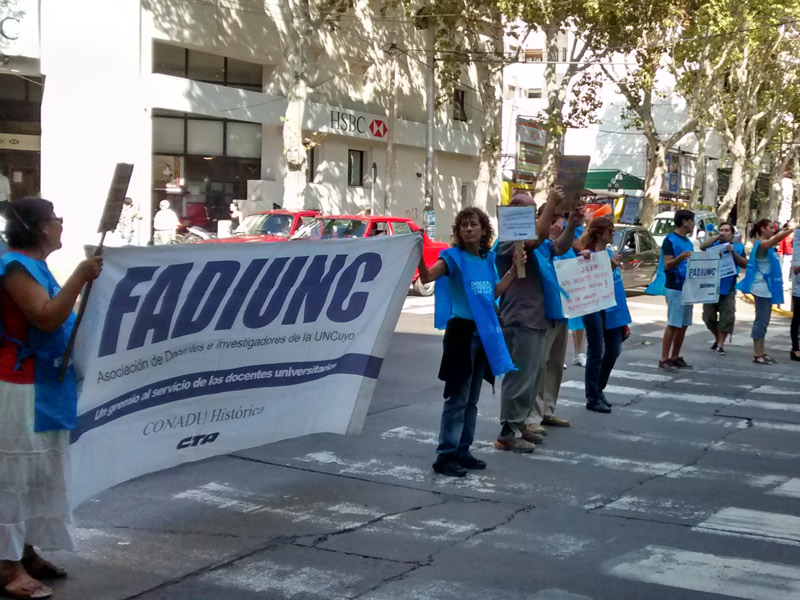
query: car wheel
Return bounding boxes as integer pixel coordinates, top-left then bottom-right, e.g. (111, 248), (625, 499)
(413, 278), (435, 296)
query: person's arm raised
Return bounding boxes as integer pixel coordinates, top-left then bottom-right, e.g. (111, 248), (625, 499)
(417, 256), (448, 284)
(4, 257), (103, 333)
(494, 247), (526, 298)
(760, 226), (793, 250)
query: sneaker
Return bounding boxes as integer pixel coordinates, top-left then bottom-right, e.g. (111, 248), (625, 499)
(524, 423), (547, 436)
(542, 415), (570, 427)
(672, 356), (693, 370)
(456, 453), (487, 470)
(600, 392), (612, 408)
(432, 458), (467, 477)
(715, 346), (726, 356)
(586, 401), (611, 414)
(658, 359), (678, 372)
(521, 429), (545, 444)
(575, 353), (587, 367)
(494, 436), (535, 453)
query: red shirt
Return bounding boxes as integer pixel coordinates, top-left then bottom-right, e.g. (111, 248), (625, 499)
(778, 232), (794, 256)
(0, 286), (35, 383)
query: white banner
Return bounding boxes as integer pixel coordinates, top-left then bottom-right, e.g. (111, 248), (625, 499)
(554, 252), (616, 319)
(682, 254), (720, 304)
(69, 235), (421, 507)
(704, 243), (736, 279)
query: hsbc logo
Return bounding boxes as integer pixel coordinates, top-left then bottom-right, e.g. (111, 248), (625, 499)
(329, 111), (388, 139)
(369, 120), (387, 138)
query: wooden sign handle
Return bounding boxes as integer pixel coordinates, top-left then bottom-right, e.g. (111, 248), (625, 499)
(515, 241), (526, 279)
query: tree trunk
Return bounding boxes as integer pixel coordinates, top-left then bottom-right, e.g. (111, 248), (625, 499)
(640, 140), (666, 226)
(281, 1), (312, 209)
(533, 23), (565, 206)
(717, 145), (745, 220)
(766, 151), (790, 220)
(736, 166), (758, 234)
(690, 130), (706, 207)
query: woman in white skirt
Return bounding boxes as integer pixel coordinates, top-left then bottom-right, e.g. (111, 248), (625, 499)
(0, 198), (102, 599)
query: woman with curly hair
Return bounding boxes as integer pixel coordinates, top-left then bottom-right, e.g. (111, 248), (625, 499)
(577, 216), (630, 414)
(417, 207), (524, 477)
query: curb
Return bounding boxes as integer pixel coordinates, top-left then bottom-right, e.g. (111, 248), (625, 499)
(739, 293), (793, 318)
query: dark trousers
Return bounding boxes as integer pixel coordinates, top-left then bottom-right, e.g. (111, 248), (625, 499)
(792, 296), (800, 352)
(583, 311), (623, 404)
(436, 334), (485, 458)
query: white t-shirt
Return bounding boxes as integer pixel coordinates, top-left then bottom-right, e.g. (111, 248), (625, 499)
(153, 208), (180, 231)
(0, 174), (10, 203)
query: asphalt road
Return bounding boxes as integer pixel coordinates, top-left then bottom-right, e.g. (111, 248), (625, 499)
(49, 292), (800, 600)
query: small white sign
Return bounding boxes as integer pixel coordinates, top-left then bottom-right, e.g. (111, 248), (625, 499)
(704, 243), (736, 279)
(619, 197), (640, 225)
(682, 254), (721, 304)
(497, 205), (537, 242)
(554, 251), (617, 319)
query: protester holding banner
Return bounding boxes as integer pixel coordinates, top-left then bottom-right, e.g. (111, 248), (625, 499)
(699, 223), (747, 356)
(737, 219), (793, 365)
(418, 207), (524, 478)
(648, 209), (695, 372)
(0, 198), (103, 600)
(533, 206), (586, 428)
(577, 217), (631, 414)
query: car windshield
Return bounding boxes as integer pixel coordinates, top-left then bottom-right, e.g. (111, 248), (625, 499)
(650, 219), (675, 236)
(292, 218), (369, 240)
(236, 214), (294, 237)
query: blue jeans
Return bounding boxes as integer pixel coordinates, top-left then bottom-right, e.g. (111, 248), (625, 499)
(751, 295), (772, 340)
(436, 334), (485, 458)
(583, 311), (623, 404)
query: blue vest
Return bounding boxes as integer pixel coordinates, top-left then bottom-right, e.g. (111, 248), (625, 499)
(736, 240), (783, 304)
(646, 232), (693, 295)
(604, 249), (632, 329)
(0, 252), (78, 432)
(534, 240), (571, 322)
(434, 247), (515, 376)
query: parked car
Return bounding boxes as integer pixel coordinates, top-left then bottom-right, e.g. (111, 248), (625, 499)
(291, 214), (448, 296)
(612, 224), (661, 290)
(200, 209), (320, 244)
(649, 210), (720, 248)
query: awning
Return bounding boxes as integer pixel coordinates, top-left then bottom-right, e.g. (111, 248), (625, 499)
(583, 170), (645, 192)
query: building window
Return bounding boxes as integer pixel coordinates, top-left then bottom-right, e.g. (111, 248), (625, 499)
(505, 85), (516, 100)
(453, 89), (468, 122)
(347, 149), (364, 186)
(527, 88), (543, 99)
(153, 42), (263, 92)
(306, 146), (318, 183)
(524, 49), (543, 62)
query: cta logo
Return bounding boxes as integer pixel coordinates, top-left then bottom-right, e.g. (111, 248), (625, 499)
(369, 119), (387, 138)
(177, 432), (219, 449)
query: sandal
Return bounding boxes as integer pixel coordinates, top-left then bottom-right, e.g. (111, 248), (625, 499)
(20, 557), (66, 581)
(763, 354), (777, 364)
(2, 574), (52, 599)
(753, 355), (776, 365)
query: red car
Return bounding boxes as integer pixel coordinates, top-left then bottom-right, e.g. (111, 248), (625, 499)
(203, 209), (320, 243)
(291, 214), (448, 296)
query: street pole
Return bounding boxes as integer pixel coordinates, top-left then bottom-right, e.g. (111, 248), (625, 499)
(384, 44), (399, 214)
(425, 25), (435, 211)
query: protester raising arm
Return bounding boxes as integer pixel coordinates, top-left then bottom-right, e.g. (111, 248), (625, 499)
(758, 223), (793, 252)
(553, 201), (586, 257)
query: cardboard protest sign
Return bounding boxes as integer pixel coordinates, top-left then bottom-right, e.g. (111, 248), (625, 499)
(69, 234), (421, 507)
(98, 163), (134, 234)
(554, 251), (616, 319)
(704, 243), (736, 279)
(682, 254), (720, 304)
(619, 197), (640, 225)
(554, 156), (590, 213)
(497, 205), (536, 241)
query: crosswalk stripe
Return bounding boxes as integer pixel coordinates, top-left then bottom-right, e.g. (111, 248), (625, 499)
(607, 545), (800, 599)
(768, 478), (800, 498)
(693, 507), (800, 546)
(401, 306), (435, 315)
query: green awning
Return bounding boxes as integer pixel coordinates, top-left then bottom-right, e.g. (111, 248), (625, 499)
(583, 170), (645, 191)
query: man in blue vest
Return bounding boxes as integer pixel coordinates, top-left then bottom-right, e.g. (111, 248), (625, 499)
(659, 209), (695, 371)
(699, 222), (747, 355)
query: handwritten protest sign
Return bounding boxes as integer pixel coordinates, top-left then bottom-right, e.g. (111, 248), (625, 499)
(497, 205), (536, 241)
(554, 156), (590, 212)
(704, 243), (736, 279)
(682, 254), (720, 304)
(619, 197), (640, 225)
(554, 251), (616, 319)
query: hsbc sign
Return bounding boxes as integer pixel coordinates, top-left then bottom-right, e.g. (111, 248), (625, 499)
(329, 110), (388, 139)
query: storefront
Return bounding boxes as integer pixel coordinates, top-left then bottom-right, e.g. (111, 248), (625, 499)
(0, 74), (42, 202)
